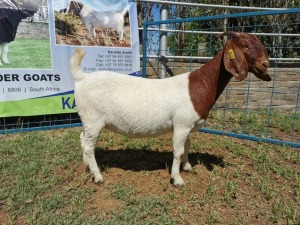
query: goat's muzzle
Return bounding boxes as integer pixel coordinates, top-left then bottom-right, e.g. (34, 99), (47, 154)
(254, 72), (271, 82)
(252, 61), (271, 81)
(252, 66), (272, 81)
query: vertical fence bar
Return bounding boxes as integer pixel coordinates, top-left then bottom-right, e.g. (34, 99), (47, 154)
(222, 84), (229, 132)
(219, 35), (229, 132)
(266, 19), (282, 139)
(142, 16), (148, 78)
(291, 83), (300, 142)
(243, 73), (252, 133)
(159, 4), (168, 79)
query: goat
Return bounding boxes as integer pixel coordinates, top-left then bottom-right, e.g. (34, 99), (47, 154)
(79, 4), (128, 42)
(69, 32), (271, 187)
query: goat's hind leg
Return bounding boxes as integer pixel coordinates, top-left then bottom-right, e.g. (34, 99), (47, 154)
(81, 123), (104, 183)
(182, 137), (192, 172)
(171, 128), (191, 187)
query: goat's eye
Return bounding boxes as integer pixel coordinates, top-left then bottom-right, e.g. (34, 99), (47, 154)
(240, 42), (249, 49)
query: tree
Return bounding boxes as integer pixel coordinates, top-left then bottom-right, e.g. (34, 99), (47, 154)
(164, 0), (300, 59)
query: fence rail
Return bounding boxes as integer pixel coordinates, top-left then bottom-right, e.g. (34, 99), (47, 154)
(142, 7), (300, 147)
(136, 0), (285, 11)
(1, 3), (299, 148)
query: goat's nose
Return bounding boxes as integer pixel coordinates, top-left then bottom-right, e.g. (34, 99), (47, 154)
(263, 60), (269, 68)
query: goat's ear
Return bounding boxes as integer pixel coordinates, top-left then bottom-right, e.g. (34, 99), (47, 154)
(223, 40), (248, 81)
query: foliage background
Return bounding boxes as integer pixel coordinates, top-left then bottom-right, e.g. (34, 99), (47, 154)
(138, 0), (300, 58)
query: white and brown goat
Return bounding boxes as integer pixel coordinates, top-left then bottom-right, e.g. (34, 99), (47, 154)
(69, 32), (271, 187)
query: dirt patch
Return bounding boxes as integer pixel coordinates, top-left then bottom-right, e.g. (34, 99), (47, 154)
(0, 209), (10, 224)
(78, 130), (300, 224)
(1, 128), (299, 224)
(85, 184), (124, 219)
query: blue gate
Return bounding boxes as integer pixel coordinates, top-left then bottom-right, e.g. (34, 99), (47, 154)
(1, 6), (299, 148)
(142, 8), (300, 148)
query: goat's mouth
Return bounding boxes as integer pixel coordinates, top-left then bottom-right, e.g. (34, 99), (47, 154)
(253, 72), (271, 82)
(252, 65), (272, 82)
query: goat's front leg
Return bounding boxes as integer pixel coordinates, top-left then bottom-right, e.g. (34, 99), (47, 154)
(118, 31), (123, 42)
(171, 128), (191, 187)
(87, 29), (94, 39)
(81, 124), (103, 183)
(90, 27), (96, 38)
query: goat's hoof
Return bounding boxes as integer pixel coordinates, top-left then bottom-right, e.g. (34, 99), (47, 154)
(183, 163), (192, 172)
(93, 174), (104, 184)
(171, 177), (185, 187)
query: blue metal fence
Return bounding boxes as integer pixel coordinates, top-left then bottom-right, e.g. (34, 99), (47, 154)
(1, 7), (299, 148)
(0, 114), (81, 134)
(142, 8), (300, 147)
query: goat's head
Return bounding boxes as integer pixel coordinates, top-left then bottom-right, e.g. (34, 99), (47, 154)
(219, 31), (271, 82)
(67, 1), (83, 16)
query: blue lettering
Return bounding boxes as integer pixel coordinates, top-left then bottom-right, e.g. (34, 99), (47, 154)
(62, 97), (71, 109)
(62, 97), (76, 110)
(72, 99), (76, 108)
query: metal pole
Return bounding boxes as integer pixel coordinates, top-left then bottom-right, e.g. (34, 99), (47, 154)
(142, 16), (148, 78)
(159, 4), (168, 78)
(136, 0), (286, 11)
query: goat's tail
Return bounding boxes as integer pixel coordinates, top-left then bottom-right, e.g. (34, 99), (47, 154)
(69, 48), (87, 82)
(121, 5), (129, 16)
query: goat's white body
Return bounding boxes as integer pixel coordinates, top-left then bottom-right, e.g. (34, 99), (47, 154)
(80, 5), (127, 41)
(75, 72), (205, 138)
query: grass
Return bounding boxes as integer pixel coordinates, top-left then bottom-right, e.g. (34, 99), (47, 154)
(0, 127), (299, 224)
(106, 183), (175, 224)
(208, 109), (300, 142)
(0, 38), (51, 69)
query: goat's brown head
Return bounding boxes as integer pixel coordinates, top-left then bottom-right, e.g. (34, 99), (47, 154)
(219, 31), (271, 82)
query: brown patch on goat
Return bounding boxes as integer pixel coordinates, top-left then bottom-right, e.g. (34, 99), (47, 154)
(188, 51), (232, 119)
(189, 32), (271, 118)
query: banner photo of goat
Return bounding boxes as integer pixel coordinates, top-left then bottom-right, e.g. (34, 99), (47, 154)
(0, 0), (140, 117)
(54, 0), (130, 47)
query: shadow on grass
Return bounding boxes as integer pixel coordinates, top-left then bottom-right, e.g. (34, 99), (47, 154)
(95, 148), (225, 173)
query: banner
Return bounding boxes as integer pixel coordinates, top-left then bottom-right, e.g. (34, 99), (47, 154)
(0, 0), (140, 117)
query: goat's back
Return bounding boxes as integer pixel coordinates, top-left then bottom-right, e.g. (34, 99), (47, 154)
(81, 5), (124, 29)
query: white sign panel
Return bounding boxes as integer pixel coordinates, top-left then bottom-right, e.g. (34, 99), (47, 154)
(0, 0), (140, 117)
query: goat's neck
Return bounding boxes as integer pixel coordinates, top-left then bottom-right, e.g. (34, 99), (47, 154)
(188, 50), (233, 119)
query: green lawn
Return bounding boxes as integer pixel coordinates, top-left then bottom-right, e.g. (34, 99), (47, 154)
(1, 38), (52, 69)
(0, 128), (299, 224)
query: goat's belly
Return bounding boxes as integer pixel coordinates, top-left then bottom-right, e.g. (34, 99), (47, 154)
(191, 118), (207, 132)
(105, 122), (173, 139)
